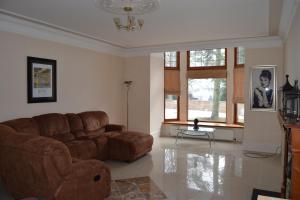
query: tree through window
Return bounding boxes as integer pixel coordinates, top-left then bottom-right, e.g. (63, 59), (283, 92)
(187, 48), (227, 122)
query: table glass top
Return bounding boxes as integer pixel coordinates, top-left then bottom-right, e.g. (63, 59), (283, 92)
(177, 126), (215, 132)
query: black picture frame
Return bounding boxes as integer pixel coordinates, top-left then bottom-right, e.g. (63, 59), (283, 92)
(27, 56), (57, 103)
(250, 65), (276, 111)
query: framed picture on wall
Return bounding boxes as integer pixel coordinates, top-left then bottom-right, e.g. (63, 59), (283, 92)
(27, 56), (57, 103)
(250, 65), (276, 111)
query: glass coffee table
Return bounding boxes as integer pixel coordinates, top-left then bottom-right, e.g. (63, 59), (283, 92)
(175, 126), (215, 147)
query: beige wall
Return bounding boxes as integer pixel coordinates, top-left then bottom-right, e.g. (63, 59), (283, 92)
(284, 6), (300, 82)
(243, 47), (283, 153)
(124, 56), (150, 133)
(150, 53), (164, 134)
(0, 31), (124, 124)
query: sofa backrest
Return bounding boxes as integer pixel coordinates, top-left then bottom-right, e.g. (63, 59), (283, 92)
(1, 111), (110, 138)
(0, 124), (72, 199)
(2, 118), (40, 136)
(0, 124), (16, 134)
(79, 111), (109, 132)
(33, 113), (71, 137)
(66, 113), (84, 132)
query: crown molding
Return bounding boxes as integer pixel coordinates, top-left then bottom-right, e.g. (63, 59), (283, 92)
(0, 9), (283, 58)
(122, 36), (283, 57)
(0, 9), (125, 56)
(279, 0), (300, 41)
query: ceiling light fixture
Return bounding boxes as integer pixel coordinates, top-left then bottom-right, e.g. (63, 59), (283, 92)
(95, 0), (159, 31)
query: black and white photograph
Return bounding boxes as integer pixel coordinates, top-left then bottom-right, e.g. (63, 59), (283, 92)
(250, 65), (276, 111)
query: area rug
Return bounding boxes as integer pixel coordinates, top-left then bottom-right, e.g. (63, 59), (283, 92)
(106, 176), (167, 200)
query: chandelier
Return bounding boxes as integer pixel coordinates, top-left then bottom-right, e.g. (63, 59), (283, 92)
(95, 0), (159, 31)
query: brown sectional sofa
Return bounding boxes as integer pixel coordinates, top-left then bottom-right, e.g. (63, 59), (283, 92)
(0, 111), (154, 200)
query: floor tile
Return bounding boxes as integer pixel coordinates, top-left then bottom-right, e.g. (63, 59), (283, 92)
(0, 134), (282, 200)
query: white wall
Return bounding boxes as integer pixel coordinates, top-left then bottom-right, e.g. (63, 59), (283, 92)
(150, 53), (164, 134)
(243, 47), (283, 153)
(0, 31), (124, 124)
(124, 56), (151, 133)
(284, 5), (300, 81)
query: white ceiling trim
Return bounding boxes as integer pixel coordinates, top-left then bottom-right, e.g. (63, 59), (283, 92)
(0, 10), (125, 56)
(122, 36), (283, 57)
(279, 0), (300, 41)
(0, 10), (283, 58)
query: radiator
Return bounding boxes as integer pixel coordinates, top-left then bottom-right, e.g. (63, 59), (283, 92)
(162, 125), (239, 142)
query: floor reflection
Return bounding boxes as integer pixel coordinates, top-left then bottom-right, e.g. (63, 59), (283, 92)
(164, 148), (244, 197)
(164, 148), (177, 173)
(108, 137), (281, 200)
(189, 154), (226, 195)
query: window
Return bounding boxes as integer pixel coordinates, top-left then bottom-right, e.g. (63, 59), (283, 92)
(165, 95), (179, 120)
(188, 79), (226, 122)
(235, 103), (244, 123)
(164, 51), (180, 121)
(164, 51), (180, 69)
(235, 47), (245, 67)
(188, 48), (226, 69)
(187, 48), (227, 123)
(234, 47), (245, 124)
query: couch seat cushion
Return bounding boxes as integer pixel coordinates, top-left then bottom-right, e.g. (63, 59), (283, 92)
(64, 140), (98, 160)
(93, 136), (109, 160)
(52, 133), (75, 143)
(85, 129), (105, 139)
(102, 131), (122, 138)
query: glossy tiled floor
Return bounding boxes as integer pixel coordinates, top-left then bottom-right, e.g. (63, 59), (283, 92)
(106, 134), (282, 200)
(0, 134), (282, 200)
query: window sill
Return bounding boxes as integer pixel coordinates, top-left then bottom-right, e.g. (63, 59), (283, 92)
(163, 121), (244, 128)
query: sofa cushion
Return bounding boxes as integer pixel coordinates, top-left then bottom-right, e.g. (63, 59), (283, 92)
(33, 113), (70, 137)
(108, 132), (153, 161)
(72, 130), (87, 139)
(52, 133), (75, 143)
(102, 131), (122, 138)
(84, 129), (106, 139)
(65, 113), (84, 132)
(93, 135), (109, 160)
(0, 124), (16, 136)
(2, 118), (40, 136)
(79, 111), (109, 132)
(64, 140), (98, 160)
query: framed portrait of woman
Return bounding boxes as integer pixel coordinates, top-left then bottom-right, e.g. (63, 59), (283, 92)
(250, 65), (276, 111)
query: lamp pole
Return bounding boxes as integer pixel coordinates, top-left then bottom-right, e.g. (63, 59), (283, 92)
(124, 81), (133, 130)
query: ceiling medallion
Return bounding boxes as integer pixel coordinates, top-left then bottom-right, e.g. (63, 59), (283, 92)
(95, 0), (159, 31)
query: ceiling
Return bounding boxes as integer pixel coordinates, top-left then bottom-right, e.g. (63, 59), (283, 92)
(0, 0), (283, 48)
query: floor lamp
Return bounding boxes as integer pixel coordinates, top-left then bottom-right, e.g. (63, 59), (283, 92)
(124, 81), (133, 130)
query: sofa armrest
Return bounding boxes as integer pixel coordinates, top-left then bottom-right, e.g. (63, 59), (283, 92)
(0, 132), (73, 199)
(72, 130), (89, 139)
(105, 124), (126, 132)
(56, 160), (111, 199)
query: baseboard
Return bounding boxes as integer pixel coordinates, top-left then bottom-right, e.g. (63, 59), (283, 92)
(150, 130), (160, 136)
(243, 142), (281, 154)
